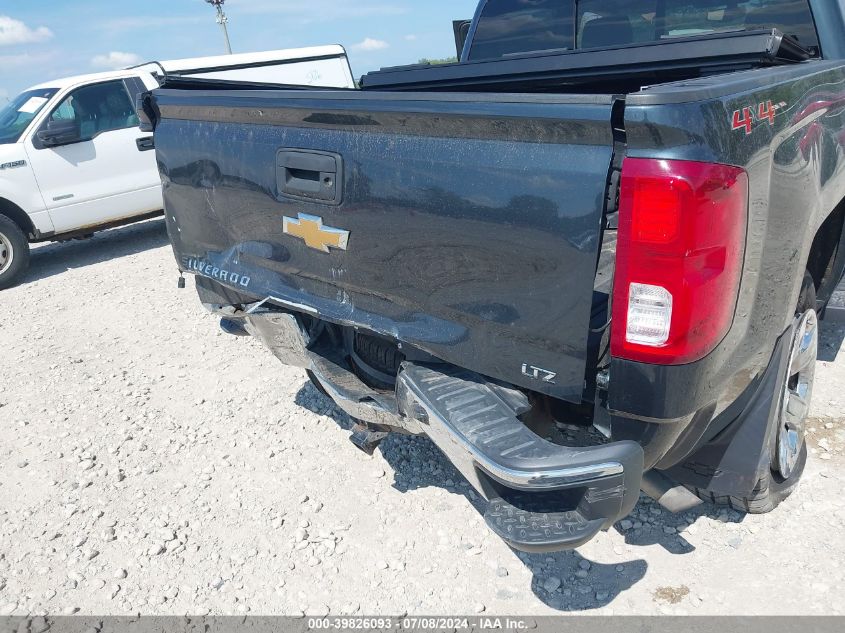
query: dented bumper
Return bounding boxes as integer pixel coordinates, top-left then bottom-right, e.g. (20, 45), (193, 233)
(234, 307), (644, 552)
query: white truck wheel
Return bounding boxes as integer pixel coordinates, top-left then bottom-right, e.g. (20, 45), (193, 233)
(0, 215), (30, 290)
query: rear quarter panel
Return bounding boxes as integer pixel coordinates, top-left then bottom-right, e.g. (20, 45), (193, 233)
(614, 61), (845, 430)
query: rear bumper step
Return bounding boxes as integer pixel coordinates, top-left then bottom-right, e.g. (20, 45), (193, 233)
(241, 308), (644, 552)
(396, 364), (643, 552)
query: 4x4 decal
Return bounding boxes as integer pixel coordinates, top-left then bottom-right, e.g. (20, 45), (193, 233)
(731, 100), (788, 135)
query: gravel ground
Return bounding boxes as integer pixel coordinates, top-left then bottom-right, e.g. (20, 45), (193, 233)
(1, 218), (844, 617)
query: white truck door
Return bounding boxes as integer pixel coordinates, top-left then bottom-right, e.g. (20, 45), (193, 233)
(24, 78), (162, 235)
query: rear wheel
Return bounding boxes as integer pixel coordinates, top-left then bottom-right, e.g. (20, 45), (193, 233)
(694, 271), (817, 513)
(776, 295), (817, 482)
(0, 215), (30, 290)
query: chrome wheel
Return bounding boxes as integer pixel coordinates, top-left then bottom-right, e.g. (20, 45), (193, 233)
(0, 231), (14, 275)
(777, 308), (818, 479)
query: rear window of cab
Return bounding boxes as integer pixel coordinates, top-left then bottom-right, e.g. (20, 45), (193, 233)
(468, 0), (819, 60)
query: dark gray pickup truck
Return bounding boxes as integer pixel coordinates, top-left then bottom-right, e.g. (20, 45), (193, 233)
(146, 0), (845, 553)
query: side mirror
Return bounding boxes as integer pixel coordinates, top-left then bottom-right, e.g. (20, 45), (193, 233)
(136, 93), (156, 133)
(37, 119), (81, 147)
(453, 19), (472, 59)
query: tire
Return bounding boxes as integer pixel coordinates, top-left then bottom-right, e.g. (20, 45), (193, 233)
(0, 214), (30, 290)
(306, 369), (330, 398)
(691, 271), (816, 514)
(353, 333), (404, 375)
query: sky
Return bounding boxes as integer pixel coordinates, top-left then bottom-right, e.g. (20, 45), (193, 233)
(0, 0), (480, 101)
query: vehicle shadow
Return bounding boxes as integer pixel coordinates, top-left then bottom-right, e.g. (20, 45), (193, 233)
(819, 315), (845, 362)
(610, 497), (745, 553)
(21, 218), (168, 285)
(294, 382), (659, 611)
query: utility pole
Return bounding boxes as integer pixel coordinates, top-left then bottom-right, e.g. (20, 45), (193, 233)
(205, 0), (233, 54)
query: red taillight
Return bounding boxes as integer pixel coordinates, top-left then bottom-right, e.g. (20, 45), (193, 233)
(611, 158), (748, 365)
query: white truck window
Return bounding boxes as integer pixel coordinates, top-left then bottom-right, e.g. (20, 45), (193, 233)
(0, 88), (58, 144)
(46, 80), (140, 142)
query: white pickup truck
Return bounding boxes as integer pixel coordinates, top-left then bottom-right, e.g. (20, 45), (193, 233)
(0, 45), (355, 289)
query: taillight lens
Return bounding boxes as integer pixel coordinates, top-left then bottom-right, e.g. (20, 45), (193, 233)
(611, 159), (748, 365)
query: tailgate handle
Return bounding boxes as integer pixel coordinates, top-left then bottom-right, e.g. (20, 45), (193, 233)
(277, 149), (343, 205)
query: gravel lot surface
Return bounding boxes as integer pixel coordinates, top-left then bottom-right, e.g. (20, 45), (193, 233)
(1, 219), (844, 617)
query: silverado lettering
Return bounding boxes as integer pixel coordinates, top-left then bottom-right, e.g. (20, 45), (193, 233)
(182, 257), (251, 288)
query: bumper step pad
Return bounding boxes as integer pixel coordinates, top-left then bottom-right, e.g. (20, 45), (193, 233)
(485, 494), (606, 552)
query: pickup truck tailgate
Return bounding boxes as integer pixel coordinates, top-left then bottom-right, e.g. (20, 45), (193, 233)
(153, 90), (616, 403)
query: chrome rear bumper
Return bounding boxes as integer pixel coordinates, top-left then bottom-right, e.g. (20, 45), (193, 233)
(238, 308), (644, 552)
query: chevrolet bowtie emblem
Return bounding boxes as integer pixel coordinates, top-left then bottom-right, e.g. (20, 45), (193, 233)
(282, 213), (350, 253)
